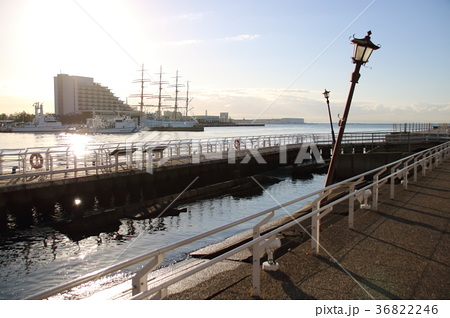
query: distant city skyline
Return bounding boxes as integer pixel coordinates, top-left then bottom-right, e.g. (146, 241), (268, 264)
(0, 0), (449, 123)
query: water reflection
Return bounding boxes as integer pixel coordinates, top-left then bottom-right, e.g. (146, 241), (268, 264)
(0, 172), (325, 299)
(61, 133), (93, 156)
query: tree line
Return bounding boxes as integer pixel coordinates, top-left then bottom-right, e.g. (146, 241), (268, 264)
(0, 111), (35, 122)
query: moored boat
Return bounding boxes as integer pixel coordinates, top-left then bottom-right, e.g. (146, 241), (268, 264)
(3, 102), (68, 133)
(86, 114), (139, 134)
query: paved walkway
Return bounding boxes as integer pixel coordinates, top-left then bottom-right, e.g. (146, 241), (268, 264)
(167, 160), (450, 300)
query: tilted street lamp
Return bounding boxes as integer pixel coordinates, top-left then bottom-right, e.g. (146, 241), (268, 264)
(323, 89), (336, 147)
(324, 31), (380, 187)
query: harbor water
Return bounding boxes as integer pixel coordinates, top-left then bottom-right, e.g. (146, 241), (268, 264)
(0, 123), (392, 299)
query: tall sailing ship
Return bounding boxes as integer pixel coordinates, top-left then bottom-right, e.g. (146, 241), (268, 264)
(131, 65), (202, 131)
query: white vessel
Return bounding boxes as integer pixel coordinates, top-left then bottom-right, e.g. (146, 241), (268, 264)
(86, 115), (138, 134)
(7, 103), (68, 133)
(140, 117), (196, 128)
(132, 66), (199, 130)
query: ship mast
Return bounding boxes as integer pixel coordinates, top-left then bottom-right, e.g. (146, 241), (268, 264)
(170, 70), (184, 120)
(174, 70), (179, 120)
(157, 66), (163, 118)
(151, 65), (169, 119)
(185, 81), (194, 117)
(131, 64), (151, 126)
(185, 81), (189, 117)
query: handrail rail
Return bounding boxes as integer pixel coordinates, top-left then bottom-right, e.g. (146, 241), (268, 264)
(1, 130), (448, 187)
(26, 140), (450, 300)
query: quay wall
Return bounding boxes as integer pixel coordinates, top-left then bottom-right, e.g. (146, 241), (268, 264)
(0, 145), (319, 230)
(0, 140), (440, 232)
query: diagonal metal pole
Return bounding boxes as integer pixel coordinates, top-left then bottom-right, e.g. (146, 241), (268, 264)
(325, 61), (363, 187)
(325, 95), (336, 147)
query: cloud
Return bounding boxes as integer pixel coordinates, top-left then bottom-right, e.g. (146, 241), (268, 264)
(410, 101), (450, 113)
(189, 86), (450, 123)
(191, 87), (315, 119)
(359, 101), (450, 114)
(342, 100), (450, 123)
(225, 34), (261, 41)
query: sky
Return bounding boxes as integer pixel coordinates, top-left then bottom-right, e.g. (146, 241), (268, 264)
(0, 0), (449, 123)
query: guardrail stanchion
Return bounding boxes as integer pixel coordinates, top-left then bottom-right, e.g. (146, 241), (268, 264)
(311, 204), (320, 254)
(372, 167), (386, 211)
(132, 253), (165, 297)
(251, 211), (274, 297)
(413, 157), (418, 182)
(390, 162), (402, 199)
(0, 151), (3, 175)
(50, 156), (53, 181)
(311, 190), (330, 254)
(22, 153), (27, 183)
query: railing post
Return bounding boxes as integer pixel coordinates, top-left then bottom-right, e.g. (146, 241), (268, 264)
(434, 150), (440, 168)
(348, 177), (364, 229)
(43, 150), (49, 173)
(348, 184), (355, 230)
(21, 154), (26, 183)
(74, 155), (78, 178)
(372, 167), (386, 211)
(95, 152), (99, 175)
(403, 163), (408, 190)
(252, 211), (274, 297)
(403, 158), (414, 190)
(311, 191), (329, 254)
(252, 240), (261, 298)
(84, 151), (89, 175)
(126, 144), (133, 169)
(49, 156), (53, 181)
(311, 206), (320, 254)
(413, 157), (418, 182)
(422, 158), (427, 177)
(114, 153), (119, 172)
(390, 167), (396, 199)
(66, 149), (70, 170)
(373, 175), (379, 210)
(429, 150), (434, 172)
(132, 253), (165, 297)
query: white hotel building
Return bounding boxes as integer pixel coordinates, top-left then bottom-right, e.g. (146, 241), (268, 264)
(54, 74), (137, 116)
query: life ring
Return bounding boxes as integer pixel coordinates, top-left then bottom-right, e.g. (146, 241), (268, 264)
(30, 153), (44, 169)
(234, 139), (240, 150)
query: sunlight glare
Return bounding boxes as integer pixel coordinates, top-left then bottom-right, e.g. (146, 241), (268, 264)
(65, 134), (92, 157)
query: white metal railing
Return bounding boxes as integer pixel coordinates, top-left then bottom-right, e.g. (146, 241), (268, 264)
(392, 123), (450, 133)
(1, 131), (448, 188)
(26, 140), (450, 300)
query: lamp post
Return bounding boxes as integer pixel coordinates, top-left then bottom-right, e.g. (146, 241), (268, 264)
(323, 89), (336, 147)
(324, 31), (380, 187)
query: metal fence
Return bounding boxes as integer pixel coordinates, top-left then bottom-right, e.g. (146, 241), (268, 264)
(392, 123), (449, 133)
(3, 130), (449, 188)
(0, 132), (332, 187)
(26, 140), (450, 300)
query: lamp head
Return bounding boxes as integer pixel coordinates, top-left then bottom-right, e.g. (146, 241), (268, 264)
(323, 89), (330, 99)
(351, 30), (380, 64)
